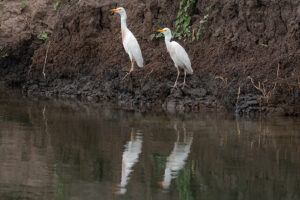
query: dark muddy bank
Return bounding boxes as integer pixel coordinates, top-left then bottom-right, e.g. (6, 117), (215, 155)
(0, 0), (299, 115)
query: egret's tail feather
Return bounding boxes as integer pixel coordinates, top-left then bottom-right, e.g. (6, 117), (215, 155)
(186, 67), (193, 74)
(136, 56), (144, 67)
(136, 59), (144, 68)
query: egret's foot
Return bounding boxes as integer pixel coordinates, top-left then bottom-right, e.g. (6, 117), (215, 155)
(122, 71), (132, 80)
(172, 83), (178, 88)
(122, 72), (130, 80)
(182, 82), (187, 89)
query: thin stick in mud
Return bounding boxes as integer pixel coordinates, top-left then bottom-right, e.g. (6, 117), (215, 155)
(43, 41), (51, 78)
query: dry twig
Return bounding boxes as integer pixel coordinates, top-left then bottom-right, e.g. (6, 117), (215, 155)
(237, 86), (241, 101)
(145, 67), (154, 78)
(43, 41), (51, 78)
(215, 76), (228, 85)
(247, 76), (277, 103)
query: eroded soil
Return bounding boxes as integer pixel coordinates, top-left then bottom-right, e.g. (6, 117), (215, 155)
(0, 0), (299, 115)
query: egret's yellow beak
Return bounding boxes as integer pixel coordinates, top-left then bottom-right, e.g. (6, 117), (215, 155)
(157, 29), (165, 33)
(110, 9), (120, 12)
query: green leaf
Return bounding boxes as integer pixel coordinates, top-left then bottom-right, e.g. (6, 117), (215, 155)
(54, 0), (62, 10)
(179, 1), (184, 9)
(177, 11), (182, 18)
(2, 53), (8, 58)
(205, 6), (211, 12)
(38, 32), (48, 41)
(157, 23), (162, 29)
(20, 0), (28, 12)
(200, 19), (206, 24)
(150, 34), (156, 40)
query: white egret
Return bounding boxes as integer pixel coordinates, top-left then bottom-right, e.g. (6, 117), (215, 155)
(157, 28), (193, 88)
(110, 7), (144, 79)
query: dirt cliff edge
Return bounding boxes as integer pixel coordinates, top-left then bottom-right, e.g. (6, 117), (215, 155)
(1, 0), (299, 115)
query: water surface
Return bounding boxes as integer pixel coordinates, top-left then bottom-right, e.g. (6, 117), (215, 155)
(0, 91), (299, 200)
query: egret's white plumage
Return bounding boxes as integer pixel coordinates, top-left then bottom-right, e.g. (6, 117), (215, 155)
(110, 7), (144, 79)
(157, 28), (193, 87)
(122, 29), (144, 68)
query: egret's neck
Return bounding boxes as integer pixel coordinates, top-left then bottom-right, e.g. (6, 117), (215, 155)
(120, 14), (128, 30)
(164, 34), (172, 45)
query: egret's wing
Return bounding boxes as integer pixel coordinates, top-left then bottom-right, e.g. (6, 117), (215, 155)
(124, 31), (144, 67)
(171, 42), (193, 74)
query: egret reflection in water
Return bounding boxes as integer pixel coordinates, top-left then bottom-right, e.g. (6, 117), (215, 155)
(159, 122), (193, 189)
(115, 128), (143, 195)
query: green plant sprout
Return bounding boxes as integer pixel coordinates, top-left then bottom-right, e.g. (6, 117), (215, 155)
(54, 0), (62, 10)
(38, 32), (48, 41)
(205, 5), (211, 12)
(0, 45), (4, 51)
(2, 53), (8, 58)
(20, 0), (28, 12)
(150, 23), (164, 40)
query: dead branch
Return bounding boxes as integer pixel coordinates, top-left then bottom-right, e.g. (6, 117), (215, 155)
(259, 43), (268, 47)
(215, 76), (228, 85)
(247, 76), (266, 96)
(43, 41), (51, 78)
(247, 76), (277, 103)
(27, 57), (35, 74)
(237, 86), (241, 101)
(192, 29), (195, 41)
(145, 67), (154, 78)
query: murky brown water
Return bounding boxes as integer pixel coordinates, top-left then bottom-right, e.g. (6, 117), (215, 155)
(0, 91), (299, 200)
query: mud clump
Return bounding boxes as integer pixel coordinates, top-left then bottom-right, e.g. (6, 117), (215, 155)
(1, 0), (300, 115)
